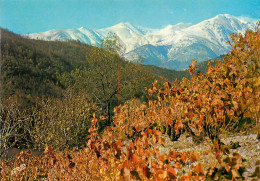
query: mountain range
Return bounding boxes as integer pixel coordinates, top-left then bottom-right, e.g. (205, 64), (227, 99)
(27, 14), (257, 70)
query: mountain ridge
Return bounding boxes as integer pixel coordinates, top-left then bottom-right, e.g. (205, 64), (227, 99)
(27, 14), (257, 70)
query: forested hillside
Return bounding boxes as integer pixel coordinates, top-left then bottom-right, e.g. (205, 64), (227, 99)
(1, 29), (89, 106)
(1, 29), (194, 108)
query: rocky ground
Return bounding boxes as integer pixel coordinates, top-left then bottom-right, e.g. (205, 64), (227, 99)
(155, 132), (260, 179)
(2, 130), (259, 180)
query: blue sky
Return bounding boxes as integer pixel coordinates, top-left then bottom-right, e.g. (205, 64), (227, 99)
(0, 0), (259, 34)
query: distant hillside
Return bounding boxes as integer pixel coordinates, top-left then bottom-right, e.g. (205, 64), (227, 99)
(143, 65), (190, 81)
(1, 29), (93, 106)
(0, 29), (167, 108)
(143, 55), (225, 81)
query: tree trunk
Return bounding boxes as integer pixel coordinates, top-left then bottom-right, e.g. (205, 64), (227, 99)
(106, 101), (111, 126)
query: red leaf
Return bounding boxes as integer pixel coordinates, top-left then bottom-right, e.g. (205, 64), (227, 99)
(174, 124), (179, 135)
(168, 165), (177, 179)
(153, 129), (161, 136)
(169, 151), (177, 159)
(193, 163), (204, 174)
(44, 145), (54, 155)
(158, 137), (165, 145)
(180, 175), (190, 181)
(175, 162), (182, 169)
(152, 134), (157, 143)
(118, 164), (124, 172)
(145, 129), (152, 135)
(190, 151), (200, 162)
(215, 141), (222, 163)
(158, 153), (167, 162)
(156, 170), (167, 181)
(142, 166), (150, 178)
(50, 157), (56, 166)
(192, 59), (197, 65)
(181, 153), (188, 163)
(135, 125), (140, 132)
(132, 153), (139, 165)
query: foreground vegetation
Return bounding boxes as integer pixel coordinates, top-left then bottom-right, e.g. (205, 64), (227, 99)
(0, 24), (259, 180)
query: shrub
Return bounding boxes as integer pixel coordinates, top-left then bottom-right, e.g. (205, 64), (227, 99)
(30, 90), (101, 150)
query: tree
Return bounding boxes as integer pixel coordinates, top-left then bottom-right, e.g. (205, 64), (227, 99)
(0, 96), (30, 157)
(100, 32), (125, 56)
(86, 33), (149, 124)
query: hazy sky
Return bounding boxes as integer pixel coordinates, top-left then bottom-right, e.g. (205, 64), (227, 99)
(0, 0), (259, 34)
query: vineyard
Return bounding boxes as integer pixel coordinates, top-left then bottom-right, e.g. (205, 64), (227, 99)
(0, 24), (259, 180)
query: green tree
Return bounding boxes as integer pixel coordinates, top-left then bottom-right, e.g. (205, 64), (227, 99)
(100, 32), (125, 56)
(86, 33), (150, 124)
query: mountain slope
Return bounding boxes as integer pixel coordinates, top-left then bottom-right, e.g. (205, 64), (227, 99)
(126, 14), (256, 69)
(27, 14), (256, 70)
(3, 28), (187, 108)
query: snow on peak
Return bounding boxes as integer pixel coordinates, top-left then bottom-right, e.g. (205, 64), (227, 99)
(237, 16), (259, 24)
(96, 22), (150, 52)
(78, 26), (88, 30)
(167, 23), (192, 29)
(26, 14), (255, 52)
(159, 23), (192, 34)
(113, 22), (133, 28)
(26, 14), (256, 69)
(215, 14), (235, 19)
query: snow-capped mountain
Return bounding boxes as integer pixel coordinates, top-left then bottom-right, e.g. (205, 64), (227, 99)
(28, 22), (150, 52)
(27, 14), (257, 70)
